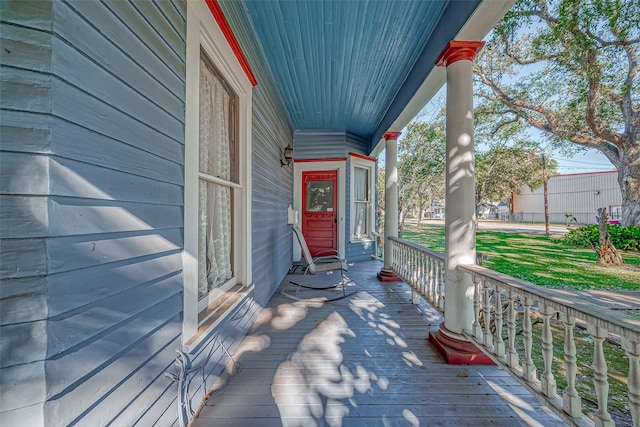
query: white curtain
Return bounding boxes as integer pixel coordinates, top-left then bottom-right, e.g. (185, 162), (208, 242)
(354, 167), (368, 239)
(198, 58), (233, 299)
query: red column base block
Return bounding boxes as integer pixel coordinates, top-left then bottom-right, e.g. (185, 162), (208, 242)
(377, 268), (403, 282)
(428, 329), (495, 365)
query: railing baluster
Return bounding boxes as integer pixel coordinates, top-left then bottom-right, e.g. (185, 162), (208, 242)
(623, 338), (640, 426)
(540, 304), (557, 398)
(438, 261), (444, 313)
(482, 279), (493, 351)
(494, 285), (505, 358)
(587, 324), (613, 427)
(522, 297), (537, 383)
(506, 291), (520, 369)
(562, 315), (582, 418)
(472, 275), (482, 340)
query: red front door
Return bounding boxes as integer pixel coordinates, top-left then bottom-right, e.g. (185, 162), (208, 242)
(302, 171), (338, 256)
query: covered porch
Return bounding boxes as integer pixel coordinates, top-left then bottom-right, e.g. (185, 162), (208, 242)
(192, 260), (563, 426)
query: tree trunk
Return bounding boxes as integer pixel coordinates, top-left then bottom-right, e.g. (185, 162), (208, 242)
(595, 208), (624, 266)
(617, 152), (640, 227)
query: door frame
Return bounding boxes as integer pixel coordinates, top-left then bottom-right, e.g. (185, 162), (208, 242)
(293, 159), (346, 262)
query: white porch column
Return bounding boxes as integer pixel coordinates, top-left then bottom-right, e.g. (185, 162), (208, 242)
(378, 131), (403, 282)
(428, 41), (492, 364)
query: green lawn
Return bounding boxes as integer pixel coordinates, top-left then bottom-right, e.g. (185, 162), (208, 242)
(401, 223), (640, 291)
(401, 222), (638, 422)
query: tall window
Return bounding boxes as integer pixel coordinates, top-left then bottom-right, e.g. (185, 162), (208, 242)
(350, 156), (375, 241)
(353, 167), (369, 238)
(198, 52), (238, 308)
(183, 0), (252, 346)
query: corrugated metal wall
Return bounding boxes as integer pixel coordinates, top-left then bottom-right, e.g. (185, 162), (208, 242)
(513, 171), (622, 224)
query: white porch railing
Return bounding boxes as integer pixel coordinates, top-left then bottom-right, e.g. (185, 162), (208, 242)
(389, 237), (640, 427)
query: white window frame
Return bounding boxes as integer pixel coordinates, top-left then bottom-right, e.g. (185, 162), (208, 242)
(183, 1), (252, 348)
(349, 155), (375, 242)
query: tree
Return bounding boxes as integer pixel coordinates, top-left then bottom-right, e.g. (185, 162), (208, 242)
(397, 121), (446, 225)
(475, 142), (558, 210)
(475, 0), (640, 226)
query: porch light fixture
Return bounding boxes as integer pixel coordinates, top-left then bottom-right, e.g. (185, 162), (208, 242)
(281, 144), (294, 167)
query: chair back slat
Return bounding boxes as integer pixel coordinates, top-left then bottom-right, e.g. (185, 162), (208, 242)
(292, 225), (314, 265)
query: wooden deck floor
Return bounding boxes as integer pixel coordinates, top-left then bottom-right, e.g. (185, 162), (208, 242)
(192, 260), (565, 427)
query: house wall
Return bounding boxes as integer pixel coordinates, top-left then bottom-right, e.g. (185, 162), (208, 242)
(1, 0), (293, 425)
(293, 131), (375, 262)
(219, 0), (295, 306)
(513, 171), (622, 224)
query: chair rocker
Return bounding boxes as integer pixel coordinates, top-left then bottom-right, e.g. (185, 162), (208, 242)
(283, 225), (355, 301)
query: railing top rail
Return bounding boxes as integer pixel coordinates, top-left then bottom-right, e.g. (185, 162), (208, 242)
(389, 237), (444, 261)
(458, 263), (640, 342)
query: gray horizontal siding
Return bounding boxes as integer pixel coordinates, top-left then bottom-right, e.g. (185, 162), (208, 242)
(219, 0), (294, 306)
(294, 131), (347, 159)
(0, 5), (53, 423)
(1, 0), (187, 425)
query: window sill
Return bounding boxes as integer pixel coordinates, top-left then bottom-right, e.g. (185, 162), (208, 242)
(183, 283), (254, 352)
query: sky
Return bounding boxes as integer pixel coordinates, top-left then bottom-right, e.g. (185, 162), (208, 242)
(551, 149), (615, 175)
(411, 87), (616, 176)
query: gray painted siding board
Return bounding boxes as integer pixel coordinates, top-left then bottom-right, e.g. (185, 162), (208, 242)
(154, 0), (186, 40)
(53, 1), (184, 116)
(0, 0), (53, 31)
(50, 118), (184, 185)
(129, 0), (185, 51)
(76, 345), (179, 426)
(51, 37), (184, 138)
(46, 229), (182, 274)
(45, 297), (181, 398)
(45, 318), (182, 425)
(0, 22), (52, 73)
(47, 197), (182, 236)
(141, 393), (178, 427)
(50, 78), (184, 162)
(0, 196), (48, 238)
(46, 276), (181, 357)
(0, 152), (49, 195)
(0, 402), (44, 426)
(58, 0), (185, 100)
(0, 238), (47, 279)
(49, 157), (183, 205)
(0, 111), (52, 154)
(0, 320), (47, 368)
(1, 67), (52, 114)
(0, 362), (46, 413)
(0, 277), (47, 325)
(294, 132), (347, 159)
(47, 253), (182, 317)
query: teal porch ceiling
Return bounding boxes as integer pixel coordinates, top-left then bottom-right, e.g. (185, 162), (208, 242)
(243, 0), (481, 148)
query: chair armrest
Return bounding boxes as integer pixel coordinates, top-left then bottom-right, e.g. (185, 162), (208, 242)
(312, 255), (343, 263)
(314, 249), (340, 257)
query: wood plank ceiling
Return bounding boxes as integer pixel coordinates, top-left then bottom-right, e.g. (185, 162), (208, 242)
(243, 0), (480, 149)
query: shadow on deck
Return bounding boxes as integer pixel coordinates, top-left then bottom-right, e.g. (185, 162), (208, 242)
(192, 260), (564, 427)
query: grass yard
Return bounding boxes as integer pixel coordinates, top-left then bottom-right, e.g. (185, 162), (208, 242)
(401, 221), (638, 425)
(401, 222), (640, 291)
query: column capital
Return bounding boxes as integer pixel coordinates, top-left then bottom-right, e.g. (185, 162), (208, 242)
(383, 131), (401, 141)
(435, 41), (485, 67)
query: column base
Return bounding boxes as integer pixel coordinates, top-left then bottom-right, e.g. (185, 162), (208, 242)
(428, 329), (494, 365)
(377, 268), (403, 282)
